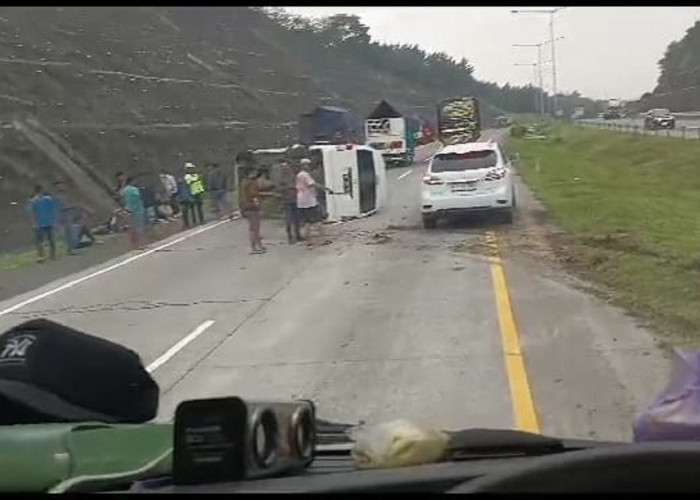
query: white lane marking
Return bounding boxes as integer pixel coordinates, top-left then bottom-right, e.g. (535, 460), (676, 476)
(0, 219), (230, 317)
(397, 169), (413, 181)
(147, 320), (215, 373)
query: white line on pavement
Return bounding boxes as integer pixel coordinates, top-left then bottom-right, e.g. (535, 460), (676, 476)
(147, 320), (216, 373)
(397, 169), (413, 181)
(0, 219), (230, 317)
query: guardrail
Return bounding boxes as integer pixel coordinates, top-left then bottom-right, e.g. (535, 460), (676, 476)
(623, 111), (700, 120)
(673, 111), (700, 119)
(577, 120), (700, 140)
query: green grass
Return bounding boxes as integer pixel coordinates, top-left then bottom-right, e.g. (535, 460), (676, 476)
(0, 240), (73, 271)
(510, 124), (700, 347)
(0, 247), (39, 271)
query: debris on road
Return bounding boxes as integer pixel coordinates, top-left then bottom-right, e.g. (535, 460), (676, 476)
(366, 231), (393, 245)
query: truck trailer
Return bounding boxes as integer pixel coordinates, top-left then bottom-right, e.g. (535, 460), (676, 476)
(436, 96), (481, 145)
(364, 100), (418, 167)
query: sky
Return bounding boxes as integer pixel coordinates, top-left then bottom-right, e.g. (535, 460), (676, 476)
(284, 6), (700, 101)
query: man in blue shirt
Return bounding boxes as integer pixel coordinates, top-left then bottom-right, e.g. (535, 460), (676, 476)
(27, 184), (57, 262)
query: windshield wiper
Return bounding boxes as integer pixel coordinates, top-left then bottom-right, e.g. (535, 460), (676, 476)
(314, 422), (625, 459)
(447, 429), (623, 460)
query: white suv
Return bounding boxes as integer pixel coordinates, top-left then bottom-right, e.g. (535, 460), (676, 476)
(421, 140), (516, 229)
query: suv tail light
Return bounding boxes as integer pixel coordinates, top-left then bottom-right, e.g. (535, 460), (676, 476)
(423, 175), (444, 186)
(484, 168), (507, 181)
(390, 141), (403, 149)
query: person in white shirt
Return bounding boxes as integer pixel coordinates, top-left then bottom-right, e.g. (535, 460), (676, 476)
(296, 158), (331, 241)
(159, 170), (179, 215)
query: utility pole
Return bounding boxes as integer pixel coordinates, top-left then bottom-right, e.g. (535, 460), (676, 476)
(511, 8), (565, 116)
(515, 62), (539, 114)
(512, 43), (545, 114)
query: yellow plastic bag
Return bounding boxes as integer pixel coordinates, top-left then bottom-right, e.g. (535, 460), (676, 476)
(349, 419), (449, 469)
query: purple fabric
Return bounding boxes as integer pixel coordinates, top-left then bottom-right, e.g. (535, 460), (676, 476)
(633, 349), (700, 442)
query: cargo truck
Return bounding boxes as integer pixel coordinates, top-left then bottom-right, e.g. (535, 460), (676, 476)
(299, 106), (358, 145)
(364, 100), (418, 167)
(436, 96), (481, 145)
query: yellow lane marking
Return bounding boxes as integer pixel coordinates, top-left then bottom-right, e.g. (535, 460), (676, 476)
(486, 231), (541, 434)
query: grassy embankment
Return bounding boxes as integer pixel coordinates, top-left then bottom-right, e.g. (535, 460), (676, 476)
(510, 124), (700, 348)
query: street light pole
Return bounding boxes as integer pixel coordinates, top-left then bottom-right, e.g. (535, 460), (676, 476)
(549, 12), (558, 114)
(512, 43), (545, 114)
(511, 7), (564, 116)
(515, 62), (539, 113)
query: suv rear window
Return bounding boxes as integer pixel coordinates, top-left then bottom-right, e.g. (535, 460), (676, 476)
(431, 150), (498, 172)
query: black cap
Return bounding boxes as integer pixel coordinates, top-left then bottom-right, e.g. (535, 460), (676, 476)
(0, 319), (159, 425)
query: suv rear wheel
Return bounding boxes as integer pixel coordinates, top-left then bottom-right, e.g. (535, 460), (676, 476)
(500, 208), (514, 224)
(422, 215), (437, 229)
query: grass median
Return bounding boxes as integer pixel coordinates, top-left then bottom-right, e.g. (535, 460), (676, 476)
(510, 124), (700, 348)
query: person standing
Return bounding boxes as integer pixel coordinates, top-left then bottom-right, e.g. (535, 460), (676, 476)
(206, 163), (229, 219)
(28, 185), (57, 262)
(159, 170), (179, 215)
(139, 181), (158, 227)
(26, 187), (39, 238)
(296, 158), (331, 242)
(175, 170), (194, 229)
(240, 168), (266, 254)
(120, 177), (147, 250)
(184, 162), (205, 225)
(53, 180), (79, 255)
(280, 161), (302, 244)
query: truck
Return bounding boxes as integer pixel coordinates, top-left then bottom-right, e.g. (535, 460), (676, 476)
(436, 96), (481, 145)
(603, 99), (625, 119)
(364, 100), (418, 167)
(299, 106), (358, 145)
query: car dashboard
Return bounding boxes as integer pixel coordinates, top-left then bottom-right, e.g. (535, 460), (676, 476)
(126, 448), (535, 493)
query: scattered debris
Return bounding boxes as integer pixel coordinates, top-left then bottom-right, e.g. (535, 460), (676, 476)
(366, 231), (392, 245)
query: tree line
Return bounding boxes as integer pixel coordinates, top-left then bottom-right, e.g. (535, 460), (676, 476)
(261, 8), (599, 119)
(635, 20), (700, 111)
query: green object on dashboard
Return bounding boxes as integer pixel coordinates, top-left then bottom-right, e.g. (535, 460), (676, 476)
(0, 422), (173, 492)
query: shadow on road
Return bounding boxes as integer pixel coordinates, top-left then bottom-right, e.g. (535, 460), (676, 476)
(429, 212), (515, 233)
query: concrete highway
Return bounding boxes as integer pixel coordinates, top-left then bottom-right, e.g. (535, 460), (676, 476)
(0, 131), (669, 440)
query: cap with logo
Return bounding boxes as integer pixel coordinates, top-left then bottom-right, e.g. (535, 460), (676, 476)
(0, 319), (159, 425)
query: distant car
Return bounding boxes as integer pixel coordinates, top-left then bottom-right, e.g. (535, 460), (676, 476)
(493, 115), (512, 128)
(644, 109), (675, 130)
(420, 140), (515, 229)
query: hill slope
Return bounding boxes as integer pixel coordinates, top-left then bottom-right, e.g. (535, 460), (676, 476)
(0, 6), (544, 251)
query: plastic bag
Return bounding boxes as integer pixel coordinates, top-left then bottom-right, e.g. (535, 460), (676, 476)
(349, 419), (449, 469)
(633, 349), (700, 442)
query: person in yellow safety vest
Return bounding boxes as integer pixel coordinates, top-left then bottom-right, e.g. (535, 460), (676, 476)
(184, 162), (205, 226)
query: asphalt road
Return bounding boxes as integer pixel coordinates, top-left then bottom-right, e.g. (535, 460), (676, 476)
(0, 133), (669, 440)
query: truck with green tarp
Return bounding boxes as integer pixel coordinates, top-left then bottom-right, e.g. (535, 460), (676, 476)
(436, 96), (481, 145)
